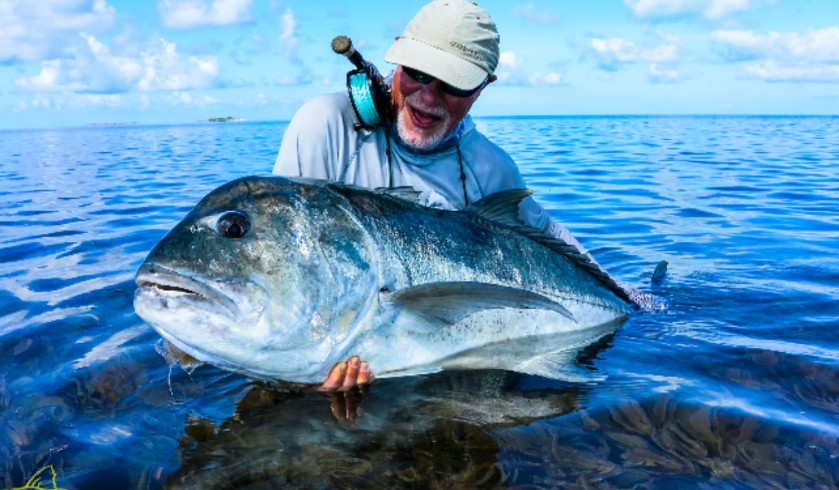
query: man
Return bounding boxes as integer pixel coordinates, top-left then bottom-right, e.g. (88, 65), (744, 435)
(274, 0), (603, 390)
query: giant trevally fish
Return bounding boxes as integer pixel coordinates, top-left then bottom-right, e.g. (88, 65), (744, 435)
(134, 176), (634, 384)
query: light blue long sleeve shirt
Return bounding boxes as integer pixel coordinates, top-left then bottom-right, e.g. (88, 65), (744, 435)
(273, 92), (593, 260)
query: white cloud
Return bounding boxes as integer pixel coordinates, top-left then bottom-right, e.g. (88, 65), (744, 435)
(713, 27), (839, 62)
(499, 51), (523, 71)
(158, 0), (253, 29)
(278, 8), (299, 57)
(494, 50), (563, 86)
(14, 92), (127, 114)
(530, 73), (563, 85)
(510, 3), (562, 25)
(16, 94), (65, 112)
(591, 36), (682, 69)
(649, 63), (686, 83)
(743, 60), (839, 82)
(624, 0), (751, 21)
(138, 38), (220, 91)
(16, 34), (221, 93)
(15, 35), (142, 93)
(0, 0), (116, 63)
(166, 91), (218, 106)
(589, 34), (686, 83)
(713, 27), (839, 82)
(76, 93), (126, 107)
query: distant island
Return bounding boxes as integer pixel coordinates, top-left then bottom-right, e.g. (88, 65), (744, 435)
(207, 116), (245, 123)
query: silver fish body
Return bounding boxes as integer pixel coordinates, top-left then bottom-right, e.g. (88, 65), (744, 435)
(134, 176), (633, 383)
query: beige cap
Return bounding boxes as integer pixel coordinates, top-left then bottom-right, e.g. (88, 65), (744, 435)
(385, 0), (500, 90)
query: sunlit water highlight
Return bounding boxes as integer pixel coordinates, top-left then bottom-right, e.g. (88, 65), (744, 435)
(1, 117), (837, 489)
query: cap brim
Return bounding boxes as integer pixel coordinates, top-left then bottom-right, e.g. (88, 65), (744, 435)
(385, 38), (488, 91)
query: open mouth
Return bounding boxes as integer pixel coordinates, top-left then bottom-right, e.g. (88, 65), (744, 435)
(135, 265), (240, 318)
(138, 281), (197, 295)
(408, 105), (443, 129)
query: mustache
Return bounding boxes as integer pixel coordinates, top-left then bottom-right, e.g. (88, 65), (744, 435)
(405, 96), (449, 119)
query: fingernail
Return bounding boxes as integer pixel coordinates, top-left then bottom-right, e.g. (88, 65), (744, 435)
(349, 357), (359, 368)
(359, 362), (369, 372)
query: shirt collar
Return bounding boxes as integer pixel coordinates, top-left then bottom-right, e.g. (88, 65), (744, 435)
(389, 116), (473, 155)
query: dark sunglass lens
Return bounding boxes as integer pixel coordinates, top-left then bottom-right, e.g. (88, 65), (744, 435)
(404, 66), (485, 97)
(442, 78), (487, 97)
(442, 85), (476, 97)
(403, 67), (433, 84)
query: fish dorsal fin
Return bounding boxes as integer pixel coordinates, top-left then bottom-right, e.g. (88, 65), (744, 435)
(469, 189), (635, 307)
(467, 188), (533, 226)
(374, 186), (423, 204)
(386, 281), (575, 332)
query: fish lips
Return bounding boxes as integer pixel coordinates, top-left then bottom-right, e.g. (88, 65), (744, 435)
(134, 264), (264, 323)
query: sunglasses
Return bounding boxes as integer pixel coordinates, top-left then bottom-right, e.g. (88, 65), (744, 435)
(402, 66), (487, 97)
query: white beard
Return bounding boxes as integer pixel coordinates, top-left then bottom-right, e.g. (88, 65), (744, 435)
(395, 98), (451, 151)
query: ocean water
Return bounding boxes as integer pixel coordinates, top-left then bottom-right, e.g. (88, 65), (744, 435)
(1, 116), (837, 489)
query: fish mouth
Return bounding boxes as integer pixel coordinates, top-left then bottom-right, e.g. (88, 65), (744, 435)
(135, 264), (242, 319)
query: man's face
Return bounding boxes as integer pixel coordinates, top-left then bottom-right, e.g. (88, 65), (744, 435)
(391, 66), (489, 151)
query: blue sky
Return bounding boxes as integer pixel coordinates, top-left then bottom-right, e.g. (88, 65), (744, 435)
(2, 0), (838, 129)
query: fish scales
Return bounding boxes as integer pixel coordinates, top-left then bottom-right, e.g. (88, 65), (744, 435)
(134, 176), (632, 383)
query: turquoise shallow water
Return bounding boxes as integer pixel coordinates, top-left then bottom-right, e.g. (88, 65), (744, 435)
(1, 116), (837, 489)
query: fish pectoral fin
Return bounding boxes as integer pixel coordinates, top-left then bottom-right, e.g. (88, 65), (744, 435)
(514, 349), (607, 383)
(386, 282), (575, 331)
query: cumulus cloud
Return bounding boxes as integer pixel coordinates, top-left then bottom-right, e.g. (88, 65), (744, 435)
(499, 51), (523, 71)
(743, 60), (839, 82)
(530, 72), (563, 85)
(649, 63), (687, 83)
(166, 91), (218, 106)
(510, 3), (562, 25)
(76, 93), (126, 108)
(16, 34), (221, 93)
(713, 27), (839, 62)
(158, 0), (253, 29)
(278, 8), (299, 58)
(138, 38), (220, 91)
(0, 0), (116, 63)
(624, 0), (751, 21)
(713, 27), (839, 82)
(590, 34), (686, 82)
(591, 36), (682, 69)
(16, 35), (142, 93)
(494, 51), (563, 86)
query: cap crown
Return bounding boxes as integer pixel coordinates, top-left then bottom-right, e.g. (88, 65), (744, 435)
(404, 0), (500, 74)
(385, 0), (500, 90)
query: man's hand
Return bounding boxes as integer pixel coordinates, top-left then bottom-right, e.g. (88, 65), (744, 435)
(318, 356), (374, 422)
(319, 356), (374, 391)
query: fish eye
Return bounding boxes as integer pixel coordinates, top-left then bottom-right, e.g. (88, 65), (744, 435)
(215, 211), (250, 239)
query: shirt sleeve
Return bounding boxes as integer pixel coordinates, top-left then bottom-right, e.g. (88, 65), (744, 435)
(273, 93), (354, 180)
(464, 129), (600, 266)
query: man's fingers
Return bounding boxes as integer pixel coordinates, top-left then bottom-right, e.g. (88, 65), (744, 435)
(357, 361), (372, 385)
(319, 356), (375, 393)
(320, 361), (347, 391)
(340, 356), (361, 390)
